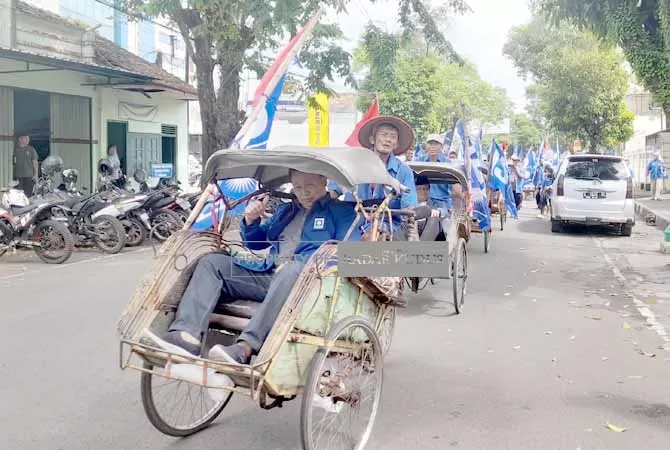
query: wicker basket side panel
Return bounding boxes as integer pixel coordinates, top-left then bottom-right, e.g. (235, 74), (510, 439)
(117, 230), (222, 340)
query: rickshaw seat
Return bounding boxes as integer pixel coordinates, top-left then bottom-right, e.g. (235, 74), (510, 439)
(208, 299), (262, 333)
(213, 299), (260, 319)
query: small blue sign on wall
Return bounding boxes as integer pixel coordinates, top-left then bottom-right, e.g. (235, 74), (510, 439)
(151, 163), (174, 178)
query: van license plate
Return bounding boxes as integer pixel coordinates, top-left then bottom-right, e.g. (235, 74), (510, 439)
(583, 191), (606, 199)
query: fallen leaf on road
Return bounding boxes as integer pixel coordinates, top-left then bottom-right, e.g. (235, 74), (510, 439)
(636, 349), (656, 358)
(513, 345), (521, 350)
(609, 293), (617, 297)
(586, 316), (603, 320)
(552, 357), (557, 362)
(604, 301), (611, 307)
(504, 293), (511, 296)
(644, 298), (657, 305)
(605, 423), (627, 433)
(532, 299), (537, 302)
(530, 269), (537, 273)
(623, 322), (632, 330)
(568, 301), (577, 305)
(545, 331), (553, 335)
(601, 357), (609, 361)
(623, 304), (630, 308)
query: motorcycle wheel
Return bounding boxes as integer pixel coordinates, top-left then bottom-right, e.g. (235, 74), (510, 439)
(149, 208), (183, 242)
(33, 220), (74, 264)
(91, 215), (127, 254)
(123, 218), (146, 247)
(175, 210), (189, 223)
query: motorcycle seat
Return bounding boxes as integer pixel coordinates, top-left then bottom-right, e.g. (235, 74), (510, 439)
(11, 204), (38, 216)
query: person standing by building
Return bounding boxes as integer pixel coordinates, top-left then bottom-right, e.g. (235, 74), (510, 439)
(12, 134), (39, 196)
(107, 144), (126, 189)
(647, 151), (667, 200)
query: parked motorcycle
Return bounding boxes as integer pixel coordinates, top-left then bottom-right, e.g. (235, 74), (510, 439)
(96, 164), (183, 244)
(35, 164), (127, 255)
(0, 184), (74, 264)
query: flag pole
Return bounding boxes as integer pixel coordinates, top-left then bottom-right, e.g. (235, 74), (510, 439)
(460, 101), (472, 193)
(233, 6), (325, 148)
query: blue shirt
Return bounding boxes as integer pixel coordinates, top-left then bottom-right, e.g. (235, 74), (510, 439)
(648, 159), (666, 180)
(236, 195), (360, 272)
(328, 153), (417, 230)
(510, 166), (524, 194)
(416, 153), (453, 209)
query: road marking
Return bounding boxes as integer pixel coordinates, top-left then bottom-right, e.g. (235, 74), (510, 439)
(592, 236), (670, 349)
(0, 247), (152, 281)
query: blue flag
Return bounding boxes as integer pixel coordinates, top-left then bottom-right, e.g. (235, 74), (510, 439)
(461, 126), (491, 233)
(489, 139), (518, 219)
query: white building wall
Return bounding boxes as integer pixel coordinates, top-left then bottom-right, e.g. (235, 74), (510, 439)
(0, 58), (189, 185)
(622, 86), (664, 183)
(98, 88), (188, 185)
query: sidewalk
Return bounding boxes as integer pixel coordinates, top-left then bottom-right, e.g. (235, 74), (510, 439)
(635, 193), (670, 230)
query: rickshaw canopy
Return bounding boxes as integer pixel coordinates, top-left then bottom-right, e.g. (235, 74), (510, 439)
(203, 146), (407, 193)
(407, 162), (468, 189)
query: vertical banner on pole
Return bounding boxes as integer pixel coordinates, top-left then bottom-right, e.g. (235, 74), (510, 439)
(308, 92), (330, 147)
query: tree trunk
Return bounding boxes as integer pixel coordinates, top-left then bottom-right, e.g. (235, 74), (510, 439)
(664, 106), (670, 131)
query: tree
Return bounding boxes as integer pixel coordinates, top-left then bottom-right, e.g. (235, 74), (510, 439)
(509, 112), (544, 151)
(503, 17), (634, 152)
(534, 0), (670, 129)
(122, 0), (469, 164)
(355, 25), (511, 142)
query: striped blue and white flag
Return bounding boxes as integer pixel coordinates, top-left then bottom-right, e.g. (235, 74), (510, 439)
(461, 125), (491, 232)
(191, 8), (323, 230)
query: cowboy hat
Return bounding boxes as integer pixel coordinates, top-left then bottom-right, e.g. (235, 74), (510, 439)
(357, 115), (415, 155)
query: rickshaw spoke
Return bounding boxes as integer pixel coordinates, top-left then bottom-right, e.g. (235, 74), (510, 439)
(301, 317), (383, 450)
(140, 362), (233, 437)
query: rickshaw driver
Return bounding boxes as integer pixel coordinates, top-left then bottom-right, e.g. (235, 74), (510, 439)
(144, 169), (360, 365)
(416, 133), (454, 215)
(327, 115), (417, 240)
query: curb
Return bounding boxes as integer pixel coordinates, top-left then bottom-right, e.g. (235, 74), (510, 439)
(635, 200), (670, 231)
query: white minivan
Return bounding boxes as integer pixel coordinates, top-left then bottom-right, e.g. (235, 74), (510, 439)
(550, 154), (635, 236)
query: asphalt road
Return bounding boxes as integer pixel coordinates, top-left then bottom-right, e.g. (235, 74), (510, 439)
(1, 204), (669, 450)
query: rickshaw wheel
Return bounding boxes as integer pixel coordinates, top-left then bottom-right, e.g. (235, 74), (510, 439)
(378, 306), (396, 357)
(452, 238), (468, 314)
(300, 317), (383, 450)
(140, 361), (233, 437)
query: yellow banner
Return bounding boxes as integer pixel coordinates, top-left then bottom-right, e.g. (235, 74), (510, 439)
(308, 92), (329, 147)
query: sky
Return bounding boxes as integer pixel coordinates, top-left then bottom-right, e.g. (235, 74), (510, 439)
(327, 0), (533, 111)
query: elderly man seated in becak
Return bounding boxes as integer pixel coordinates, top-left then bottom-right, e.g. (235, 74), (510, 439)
(144, 169), (360, 365)
(414, 174), (464, 241)
(328, 115), (417, 240)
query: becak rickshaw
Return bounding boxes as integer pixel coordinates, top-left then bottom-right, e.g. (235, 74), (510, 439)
(117, 146), (409, 449)
(405, 161), (470, 314)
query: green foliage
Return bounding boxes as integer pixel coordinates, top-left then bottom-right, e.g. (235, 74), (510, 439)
(535, 0), (670, 124)
(120, 0), (467, 161)
(355, 25), (511, 143)
(504, 17), (633, 152)
(509, 112), (544, 150)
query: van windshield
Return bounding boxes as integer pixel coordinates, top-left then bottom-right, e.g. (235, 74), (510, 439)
(565, 158), (628, 181)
